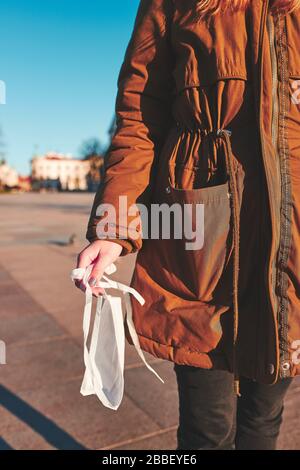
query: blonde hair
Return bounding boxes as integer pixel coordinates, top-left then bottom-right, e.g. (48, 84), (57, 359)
(194, 0), (300, 20)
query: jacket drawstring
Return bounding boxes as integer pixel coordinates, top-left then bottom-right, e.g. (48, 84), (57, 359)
(173, 125), (242, 396)
(217, 128), (241, 397)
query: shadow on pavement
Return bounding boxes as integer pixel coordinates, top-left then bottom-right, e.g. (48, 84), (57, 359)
(0, 385), (86, 450)
(0, 437), (13, 450)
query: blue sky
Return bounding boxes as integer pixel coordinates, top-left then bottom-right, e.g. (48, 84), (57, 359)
(0, 0), (140, 174)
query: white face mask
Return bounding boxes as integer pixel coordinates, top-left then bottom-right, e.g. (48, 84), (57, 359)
(71, 263), (164, 410)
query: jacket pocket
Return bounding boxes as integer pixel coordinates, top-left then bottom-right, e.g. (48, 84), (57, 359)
(157, 165), (233, 302)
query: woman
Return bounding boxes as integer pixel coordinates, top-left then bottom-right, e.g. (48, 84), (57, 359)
(75, 0), (300, 450)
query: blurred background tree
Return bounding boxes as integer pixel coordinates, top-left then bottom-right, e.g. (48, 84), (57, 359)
(79, 137), (104, 159)
(79, 137), (105, 192)
(79, 115), (117, 192)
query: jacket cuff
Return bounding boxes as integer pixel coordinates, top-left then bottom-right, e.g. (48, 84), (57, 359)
(85, 226), (140, 257)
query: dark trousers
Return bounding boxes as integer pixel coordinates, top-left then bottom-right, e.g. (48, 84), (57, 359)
(173, 364), (292, 450)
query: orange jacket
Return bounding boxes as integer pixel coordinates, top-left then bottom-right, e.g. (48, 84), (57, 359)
(87, 0), (300, 384)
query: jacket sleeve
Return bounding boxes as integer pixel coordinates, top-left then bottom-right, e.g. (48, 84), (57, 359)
(86, 0), (175, 255)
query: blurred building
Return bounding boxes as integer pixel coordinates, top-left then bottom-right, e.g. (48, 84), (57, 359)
(18, 175), (32, 192)
(31, 152), (90, 191)
(0, 161), (19, 189)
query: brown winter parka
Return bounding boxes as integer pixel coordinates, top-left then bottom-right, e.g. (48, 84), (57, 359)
(87, 0), (300, 386)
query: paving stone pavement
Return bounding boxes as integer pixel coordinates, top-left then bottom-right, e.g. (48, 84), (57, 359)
(0, 193), (299, 450)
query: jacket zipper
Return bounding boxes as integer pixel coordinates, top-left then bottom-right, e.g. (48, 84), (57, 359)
(275, 12), (292, 378)
(266, 11), (281, 346)
(267, 14), (279, 149)
(258, 0), (281, 383)
(266, 11), (291, 379)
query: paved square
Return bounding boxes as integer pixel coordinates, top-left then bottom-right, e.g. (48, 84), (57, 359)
(0, 193), (298, 449)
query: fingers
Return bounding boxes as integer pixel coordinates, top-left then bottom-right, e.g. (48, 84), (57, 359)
(73, 240), (123, 297)
(74, 279), (101, 298)
(77, 244), (93, 270)
(88, 254), (112, 296)
(74, 244), (96, 292)
(75, 279), (86, 292)
(91, 286), (105, 297)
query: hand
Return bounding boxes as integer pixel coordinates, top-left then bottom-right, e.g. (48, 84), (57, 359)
(75, 240), (123, 297)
